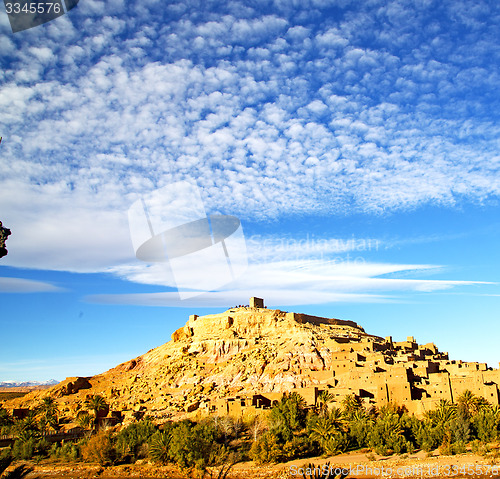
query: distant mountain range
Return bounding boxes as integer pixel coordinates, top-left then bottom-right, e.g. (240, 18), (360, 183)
(0, 380), (59, 388)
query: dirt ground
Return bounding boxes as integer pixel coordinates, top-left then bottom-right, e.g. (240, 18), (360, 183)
(15, 449), (500, 479)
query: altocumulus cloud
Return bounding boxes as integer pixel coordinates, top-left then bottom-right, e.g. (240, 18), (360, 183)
(0, 0), (499, 299)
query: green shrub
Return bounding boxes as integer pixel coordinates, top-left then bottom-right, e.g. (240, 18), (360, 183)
(349, 415), (372, 448)
(149, 430), (170, 464)
(452, 440), (467, 455)
(471, 439), (490, 456)
(322, 432), (350, 456)
(474, 410), (499, 442)
(414, 422), (442, 451)
(439, 442), (453, 456)
(269, 392), (307, 442)
(167, 419), (227, 472)
(450, 411), (470, 444)
(115, 419), (156, 462)
(50, 441), (80, 461)
(368, 408), (414, 455)
(12, 438), (36, 460)
(0, 408), (12, 435)
(282, 436), (316, 461)
(249, 431), (282, 463)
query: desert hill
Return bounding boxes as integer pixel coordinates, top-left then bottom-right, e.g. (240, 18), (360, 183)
(4, 297), (500, 423)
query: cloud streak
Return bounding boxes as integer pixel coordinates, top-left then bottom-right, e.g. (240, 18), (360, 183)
(94, 258), (491, 307)
(0, 277), (63, 293)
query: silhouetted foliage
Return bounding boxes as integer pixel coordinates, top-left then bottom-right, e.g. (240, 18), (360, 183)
(0, 451), (38, 479)
(0, 220), (11, 259)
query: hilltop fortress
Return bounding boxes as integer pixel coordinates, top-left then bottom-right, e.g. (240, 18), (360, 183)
(5, 298), (500, 422)
(188, 298), (499, 418)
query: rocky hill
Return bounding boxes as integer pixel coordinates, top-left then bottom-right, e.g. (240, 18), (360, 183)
(5, 297), (499, 421)
(3, 300), (377, 421)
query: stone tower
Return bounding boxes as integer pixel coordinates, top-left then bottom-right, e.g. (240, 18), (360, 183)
(250, 297), (264, 308)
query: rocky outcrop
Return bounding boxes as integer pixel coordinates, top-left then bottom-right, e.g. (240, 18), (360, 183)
(54, 377), (92, 397)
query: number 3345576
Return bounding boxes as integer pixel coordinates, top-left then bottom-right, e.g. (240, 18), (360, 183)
(5, 3), (62, 14)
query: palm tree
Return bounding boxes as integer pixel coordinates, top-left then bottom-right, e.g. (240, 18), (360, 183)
(37, 396), (59, 433)
(0, 407), (13, 435)
(474, 396), (491, 414)
(457, 390), (484, 419)
(434, 399), (456, 425)
(328, 407), (345, 431)
(149, 431), (171, 464)
(12, 410), (40, 443)
(341, 393), (363, 419)
(310, 408), (347, 454)
(75, 410), (93, 430)
(316, 390), (335, 416)
(491, 405), (500, 426)
(84, 394), (108, 431)
(310, 415), (338, 445)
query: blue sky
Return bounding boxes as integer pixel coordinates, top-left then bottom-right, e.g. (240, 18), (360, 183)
(0, 0), (499, 382)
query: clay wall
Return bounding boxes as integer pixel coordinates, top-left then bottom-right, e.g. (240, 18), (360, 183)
(420, 343), (438, 355)
(406, 397), (441, 416)
(483, 369), (500, 384)
(331, 350), (351, 361)
(449, 375), (496, 403)
(290, 386), (318, 406)
(387, 381), (412, 403)
(350, 341), (377, 352)
(285, 312), (359, 329)
(393, 340), (418, 352)
(408, 360), (440, 378)
(418, 373), (453, 401)
(331, 359), (358, 374)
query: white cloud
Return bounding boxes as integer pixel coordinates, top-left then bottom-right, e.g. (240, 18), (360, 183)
(0, 277), (63, 293)
(87, 289), (391, 308)
(0, 0), (499, 279)
(101, 242), (489, 306)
